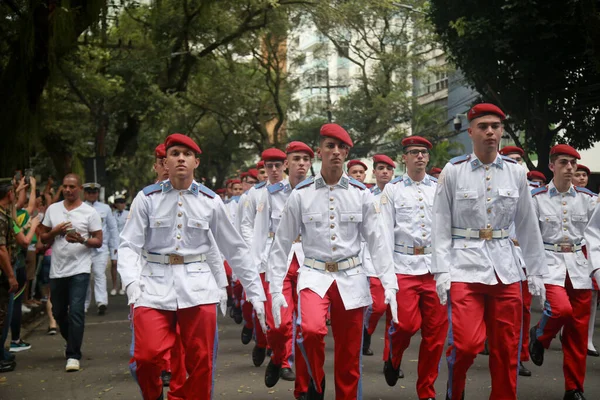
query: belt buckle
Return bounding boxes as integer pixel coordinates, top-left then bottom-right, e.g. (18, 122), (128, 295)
(169, 254), (184, 264)
(325, 262), (338, 273)
(559, 243), (573, 253)
(413, 246), (425, 255)
(479, 228), (493, 240)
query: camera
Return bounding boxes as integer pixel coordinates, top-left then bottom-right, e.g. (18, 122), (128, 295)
(24, 169), (33, 186)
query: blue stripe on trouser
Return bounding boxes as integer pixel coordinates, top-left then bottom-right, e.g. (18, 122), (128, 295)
(295, 293), (315, 380)
(211, 305), (219, 400)
(288, 310), (296, 367)
(128, 306), (141, 395)
(446, 292), (456, 399)
(536, 300), (553, 339)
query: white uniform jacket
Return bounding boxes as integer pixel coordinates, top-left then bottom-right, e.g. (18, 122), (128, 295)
(113, 209), (129, 234)
(118, 180), (266, 310)
(431, 154), (547, 284)
(361, 185), (383, 277)
(253, 179), (305, 281)
(86, 200), (119, 260)
(381, 174), (436, 275)
(533, 181), (597, 289)
(225, 196), (241, 226)
(239, 182), (267, 247)
(267, 173), (398, 310)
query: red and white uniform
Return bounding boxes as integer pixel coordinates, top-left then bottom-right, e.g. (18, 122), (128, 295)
(531, 181), (596, 392)
(432, 154), (547, 400)
(118, 180), (265, 400)
(381, 173), (447, 399)
(268, 173), (397, 399)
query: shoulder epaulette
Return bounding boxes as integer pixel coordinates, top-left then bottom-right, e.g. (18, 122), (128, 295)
(268, 181), (285, 194)
(390, 176), (403, 185)
(531, 186), (548, 197)
(254, 181), (267, 189)
(449, 154), (470, 165)
(349, 178), (366, 190)
(428, 175), (438, 182)
(575, 186), (597, 197)
(295, 176), (315, 190)
(501, 155), (517, 164)
(231, 195), (241, 202)
(197, 184), (216, 199)
(142, 183), (162, 196)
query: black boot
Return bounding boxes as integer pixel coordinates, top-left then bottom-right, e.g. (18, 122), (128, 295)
(0, 359), (16, 372)
(241, 326), (253, 345)
(563, 390), (587, 400)
(518, 362), (531, 377)
(446, 390), (465, 400)
(161, 370), (171, 387)
(529, 326), (545, 366)
(280, 367), (295, 381)
(252, 345), (266, 367)
(264, 359), (281, 387)
(383, 359), (399, 386)
(232, 307), (243, 324)
(478, 338), (489, 355)
(307, 376), (325, 400)
(362, 327), (373, 356)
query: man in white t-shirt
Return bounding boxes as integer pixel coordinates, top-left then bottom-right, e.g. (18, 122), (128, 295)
(40, 174), (102, 373)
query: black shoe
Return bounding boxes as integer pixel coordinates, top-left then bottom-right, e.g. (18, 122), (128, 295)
(161, 370), (171, 387)
(446, 390), (465, 400)
(307, 376), (325, 400)
(98, 304), (107, 316)
(232, 307), (243, 324)
(297, 394), (307, 400)
(383, 359), (399, 386)
(564, 389), (587, 400)
(587, 348), (599, 357)
(519, 362), (531, 377)
(529, 326), (545, 366)
(280, 367), (295, 381)
(264, 359), (281, 387)
(241, 326), (253, 345)
(399, 367), (404, 379)
(479, 339), (489, 355)
(252, 345), (266, 367)
(157, 393), (164, 400)
(0, 359), (16, 372)
(362, 327), (373, 356)
(420, 398), (435, 400)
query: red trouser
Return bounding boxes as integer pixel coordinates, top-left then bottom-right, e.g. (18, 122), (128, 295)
(233, 279), (243, 308)
(134, 305), (217, 400)
(365, 277), (392, 361)
(389, 273), (448, 399)
(534, 277), (591, 391)
(263, 271), (292, 368)
(521, 279), (532, 362)
(224, 261), (233, 299)
(446, 281), (522, 400)
(297, 281), (364, 399)
(242, 290), (255, 330)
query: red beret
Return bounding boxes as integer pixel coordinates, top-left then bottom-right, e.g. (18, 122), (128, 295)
(225, 179), (234, 186)
(347, 159), (368, 171)
(429, 167), (442, 175)
(154, 143), (166, 158)
(286, 141), (314, 158)
(164, 133), (201, 154)
(320, 123), (353, 147)
(373, 154), (395, 168)
(247, 169), (259, 180)
(499, 146), (524, 157)
(240, 172), (248, 179)
(215, 188), (226, 194)
(402, 136), (432, 149)
(527, 171), (547, 182)
(550, 144), (580, 160)
(261, 148), (287, 162)
(577, 164), (591, 175)
(230, 179), (242, 185)
(257, 160), (265, 169)
(467, 103), (506, 122)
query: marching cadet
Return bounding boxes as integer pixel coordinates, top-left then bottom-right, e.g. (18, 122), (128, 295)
(499, 146), (525, 165)
(254, 141), (313, 396)
(257, 160), (268, 182)
(380, 137), (447, 400)
(82, 182), (119, 315)
(432, 103), (547, 400)
(153, 144), (169, 182)
(528, 171), (547, 187)
(362, 154), (395, 361)
(428, 167), (442, 179)
(112, 195), (129, 296)
(573, 164), (590, 188)
(240, 148), (287, 367)
(346, 159), (368, 183)
(118, 133), (267, 400)
(224, 179), (243, 225)
(268, 123), (398, 400)
(529, 145), (597, 400)
(583, 193), (600, 361)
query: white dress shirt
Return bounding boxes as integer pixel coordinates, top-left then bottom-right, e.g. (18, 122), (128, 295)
(268, 173), (398, 310)
(118, 180), (266, 310)
(533, 181), (597, 289)
(431, 154), (547, 284)
(382, 174), (436, 275)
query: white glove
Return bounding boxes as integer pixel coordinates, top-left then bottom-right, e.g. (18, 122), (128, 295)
(594, 270), (600, 290)
(249, 298), (268, 333)
(271, 292), (288, 329)
(527, 275), (546, 307)
(125, 282), (141, 305)
(384, 289), (399, 324)
(435, 273), (451, 305)
(219, 288), (228, 317)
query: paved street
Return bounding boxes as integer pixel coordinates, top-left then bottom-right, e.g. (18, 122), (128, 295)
(1, 293), (600, 400)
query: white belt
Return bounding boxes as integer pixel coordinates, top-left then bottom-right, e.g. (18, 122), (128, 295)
(394, 244), (432, 255)
(451, 227), (510, 240)
(304, 256), (361, 272)
(143, 250), (207, 265)
(543, 243), (583, 253)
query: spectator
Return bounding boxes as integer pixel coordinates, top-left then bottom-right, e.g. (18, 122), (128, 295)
(111, 195), (128, 296)
(40, 173), (102, 372)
